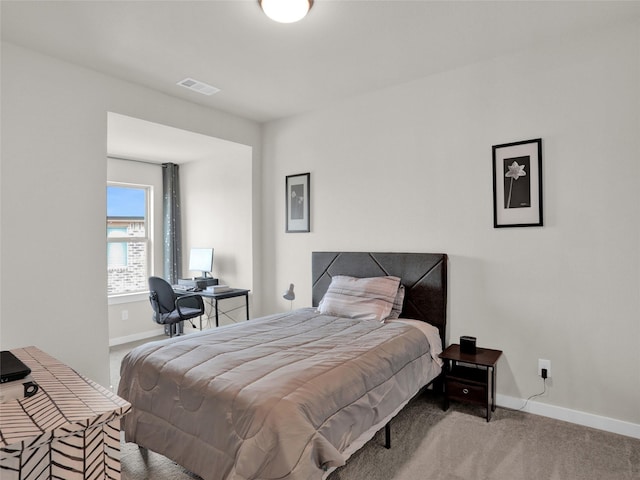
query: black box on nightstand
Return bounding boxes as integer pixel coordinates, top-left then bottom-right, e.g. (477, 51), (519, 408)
(460, 336), (477, 354)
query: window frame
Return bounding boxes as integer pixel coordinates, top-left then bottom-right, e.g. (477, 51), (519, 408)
(107, 182), (153, 298)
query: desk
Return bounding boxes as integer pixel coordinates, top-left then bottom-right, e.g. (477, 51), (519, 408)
(0, 347), (130, 479)
(176, 288), (250, 328)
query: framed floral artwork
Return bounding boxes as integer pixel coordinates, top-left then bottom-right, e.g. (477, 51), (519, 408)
(492, 138), (543, 228)
(285, 172), (310, 232)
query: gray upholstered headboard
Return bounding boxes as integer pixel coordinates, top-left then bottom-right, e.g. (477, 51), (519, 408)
(312, 252), (447, 344)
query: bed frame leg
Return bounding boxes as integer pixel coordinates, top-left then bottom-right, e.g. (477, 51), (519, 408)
(384, 422), (391, 449)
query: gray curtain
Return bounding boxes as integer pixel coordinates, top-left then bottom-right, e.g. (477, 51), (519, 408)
(162, 163), (182, 284)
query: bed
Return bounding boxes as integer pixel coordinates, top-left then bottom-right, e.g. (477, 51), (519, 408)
(118, 252), (447, 480)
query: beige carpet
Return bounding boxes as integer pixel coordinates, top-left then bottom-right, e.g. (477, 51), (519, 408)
(120, 392), (640, 480)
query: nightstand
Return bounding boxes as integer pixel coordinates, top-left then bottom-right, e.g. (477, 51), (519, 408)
(439, 344), (503, 421)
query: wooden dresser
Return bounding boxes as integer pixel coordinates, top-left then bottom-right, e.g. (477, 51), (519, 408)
(0, 346), (131, 479)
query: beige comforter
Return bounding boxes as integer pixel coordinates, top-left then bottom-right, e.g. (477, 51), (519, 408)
(118, 308), (440, 480)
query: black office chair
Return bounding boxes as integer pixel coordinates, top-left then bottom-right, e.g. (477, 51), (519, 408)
(148, 276), (205, 337)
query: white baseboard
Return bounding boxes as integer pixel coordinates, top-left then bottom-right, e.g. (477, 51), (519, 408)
(497, 394), (640, 440)
(109, 328), (165, 347)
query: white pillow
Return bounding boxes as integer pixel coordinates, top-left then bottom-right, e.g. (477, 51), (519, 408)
(318, 275), (401, 321)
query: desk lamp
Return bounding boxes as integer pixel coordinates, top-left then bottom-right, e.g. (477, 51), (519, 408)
(283, 284), (295, 310)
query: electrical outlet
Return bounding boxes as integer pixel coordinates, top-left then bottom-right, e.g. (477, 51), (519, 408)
(121, 310), (129, 321)
(538, 358), (551, 378)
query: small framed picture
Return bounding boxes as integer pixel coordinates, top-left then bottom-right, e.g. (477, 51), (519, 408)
(492, 138), (543, 228)
(285, 172), (310, 233)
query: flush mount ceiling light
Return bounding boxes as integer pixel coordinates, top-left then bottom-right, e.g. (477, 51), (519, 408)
(259, 0), (313, 23)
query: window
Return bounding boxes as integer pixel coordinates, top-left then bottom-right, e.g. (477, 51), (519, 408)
(107, 183), (152, 296)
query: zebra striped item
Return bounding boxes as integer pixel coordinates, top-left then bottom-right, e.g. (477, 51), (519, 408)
(0, 347), (131, 480)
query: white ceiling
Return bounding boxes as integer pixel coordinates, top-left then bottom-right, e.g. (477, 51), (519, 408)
(2, 1), (640, 124)
(107, 112), (251, 164)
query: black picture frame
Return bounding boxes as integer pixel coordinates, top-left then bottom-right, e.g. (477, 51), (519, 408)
(492, 138), (543, 228)
(285, 172), (310, 233)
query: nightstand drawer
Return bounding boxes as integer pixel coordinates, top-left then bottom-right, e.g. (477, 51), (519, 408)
(446, 379), (486, 405)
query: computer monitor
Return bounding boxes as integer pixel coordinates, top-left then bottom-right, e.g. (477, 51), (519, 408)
(188, 248), (214, 278)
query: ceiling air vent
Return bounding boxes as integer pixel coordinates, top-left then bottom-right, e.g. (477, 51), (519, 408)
(177, 77), (220, 96)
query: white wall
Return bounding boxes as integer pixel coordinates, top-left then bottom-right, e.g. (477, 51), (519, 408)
(261, 24), (640, 427)
(0, 42), (262, 386)
(181, 152), (254, 325)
